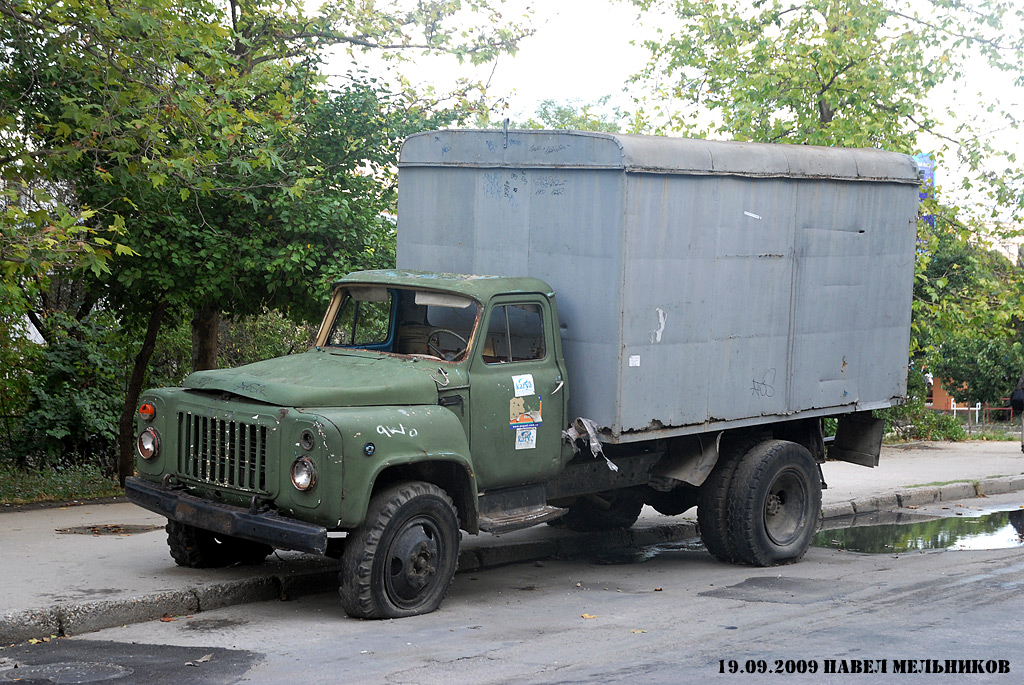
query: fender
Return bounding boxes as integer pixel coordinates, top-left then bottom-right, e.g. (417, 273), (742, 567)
(315, 404), (476, 529)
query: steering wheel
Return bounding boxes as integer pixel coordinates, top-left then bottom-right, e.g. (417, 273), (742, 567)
(427, 329), (469, 361)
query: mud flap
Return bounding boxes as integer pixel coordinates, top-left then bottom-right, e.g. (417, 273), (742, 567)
(827, 411), (884, 467)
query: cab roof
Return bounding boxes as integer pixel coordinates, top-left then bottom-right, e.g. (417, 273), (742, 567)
(336, 270), (555, 303)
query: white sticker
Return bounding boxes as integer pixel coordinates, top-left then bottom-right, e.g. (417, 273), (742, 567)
(515, 427), (537, 450)
(512, 374), (535, 397)
(629, 355), (641, 367)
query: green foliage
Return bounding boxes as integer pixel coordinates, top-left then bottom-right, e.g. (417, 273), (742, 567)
(508, 97), (623, 132)
(876, 369), (966, 441)
(0, 461), (121, 505)
(147, 309), (314, 388)
(0, 290), (40, 419)
(928, 335), (1024, 408)
(1, 0), (530, 481)
(12, 312), (127, 471)
(629, 0), (931, 149)
(626, 0), (1024, 219)
(912, 205), (1024, 354)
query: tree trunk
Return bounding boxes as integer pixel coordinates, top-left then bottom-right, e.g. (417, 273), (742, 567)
(191, 303), (220, 372)
(117, 301), (169, 486)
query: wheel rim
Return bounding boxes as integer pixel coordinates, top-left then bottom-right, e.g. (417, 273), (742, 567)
(383, 515), (443, 609)
(762, 468), (809, 546)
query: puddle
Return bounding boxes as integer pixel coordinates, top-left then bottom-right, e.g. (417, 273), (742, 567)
(56, 524), (163, 536)
(591, 538), (706, 565)
(814, 508), (1024, 553)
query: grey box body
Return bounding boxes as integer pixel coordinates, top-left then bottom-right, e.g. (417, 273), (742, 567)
(397, 130), (919, 442)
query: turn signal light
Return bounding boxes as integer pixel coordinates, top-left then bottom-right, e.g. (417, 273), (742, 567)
(139, 403), (156, 421)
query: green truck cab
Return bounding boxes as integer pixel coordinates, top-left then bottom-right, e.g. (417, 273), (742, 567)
(126, 270), (574, 618)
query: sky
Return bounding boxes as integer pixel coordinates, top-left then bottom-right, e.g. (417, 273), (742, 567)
(326, 0), (650, 121)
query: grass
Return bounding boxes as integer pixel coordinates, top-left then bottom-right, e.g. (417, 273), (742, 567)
(964, 431), (1020, 442)
(0, 462), (122, 506)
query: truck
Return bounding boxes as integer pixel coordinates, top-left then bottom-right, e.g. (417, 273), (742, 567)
(125, 130), (920, 619)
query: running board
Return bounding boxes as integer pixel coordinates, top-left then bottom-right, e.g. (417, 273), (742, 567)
(477, 483), (566, 534)
(478, 505), (566, 534)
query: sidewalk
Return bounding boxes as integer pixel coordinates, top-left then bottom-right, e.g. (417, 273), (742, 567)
(3, 440), (1023, 643)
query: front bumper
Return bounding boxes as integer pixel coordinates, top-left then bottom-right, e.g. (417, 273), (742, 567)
(125, 477), (328, 555)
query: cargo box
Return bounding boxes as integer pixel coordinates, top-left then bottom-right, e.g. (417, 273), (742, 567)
(397, 130), (919, 442)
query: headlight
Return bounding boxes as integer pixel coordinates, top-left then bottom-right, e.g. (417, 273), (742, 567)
(137, 427), (160, 460)
(290, 456), (317, 491)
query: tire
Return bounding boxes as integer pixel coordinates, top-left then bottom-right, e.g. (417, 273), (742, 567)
(696, 436), (757, 563)
(166, 520), (273, 568)
(726, 440), (822, 566)
(558, 491), (644, 532)
(339, 481), (460, 619)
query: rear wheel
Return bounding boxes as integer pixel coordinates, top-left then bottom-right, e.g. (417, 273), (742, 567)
(697, 437), (756, 562)
(165, 521), (273, 568)
(727, 440), (821, 566)
(339, 481), (460, 619)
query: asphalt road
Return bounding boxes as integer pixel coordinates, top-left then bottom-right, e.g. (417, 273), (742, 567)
(4, 492), (1022, 684)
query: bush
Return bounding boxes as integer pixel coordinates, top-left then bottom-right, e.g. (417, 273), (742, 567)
(13, 312), (126, 472)
(876, 368), (966, 442)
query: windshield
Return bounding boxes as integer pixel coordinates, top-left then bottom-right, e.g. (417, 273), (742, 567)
(321, 286), (480, 362)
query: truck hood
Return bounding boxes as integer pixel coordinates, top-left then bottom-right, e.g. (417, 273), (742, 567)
(182, 349), (443, 407)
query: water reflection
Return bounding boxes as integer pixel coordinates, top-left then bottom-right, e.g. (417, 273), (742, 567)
(814, 508), (1024, 554)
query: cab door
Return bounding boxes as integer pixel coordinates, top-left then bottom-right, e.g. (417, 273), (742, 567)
(469, 297), (567, 490)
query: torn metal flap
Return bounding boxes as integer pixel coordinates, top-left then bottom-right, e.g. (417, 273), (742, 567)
(651, 432), (722, 487)
(563, 417), (618, 472)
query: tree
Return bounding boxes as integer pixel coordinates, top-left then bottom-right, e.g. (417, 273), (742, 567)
(1, 0), (530, 481)
(510, 96), (623, 132)
(929, 335), (1024, 424)
(913, 206), (1023, 354)
(625, 0), (1024, 217)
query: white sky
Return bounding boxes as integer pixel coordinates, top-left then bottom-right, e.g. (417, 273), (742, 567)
(325, 1), (648, 121)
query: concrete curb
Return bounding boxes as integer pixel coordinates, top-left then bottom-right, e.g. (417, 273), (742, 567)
(0, 521), (699, 644)
(4, 474), (1022, 644)
(820, 473), (1024, 519)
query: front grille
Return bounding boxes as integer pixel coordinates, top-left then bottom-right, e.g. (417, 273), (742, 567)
(178, 413), (269, 492)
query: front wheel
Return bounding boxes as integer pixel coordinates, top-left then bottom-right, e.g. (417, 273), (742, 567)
(726, 440), (821, 566)
(339, 481), (460, 619)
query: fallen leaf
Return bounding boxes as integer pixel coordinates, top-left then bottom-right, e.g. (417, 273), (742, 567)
(196, 654), (213, 663)
(160, 614), (176, 622)
(631, 629), (647, 634)
(906, 505), (918, 509)
(581, 614), (597, 619)
(654, 588), (663, 592)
